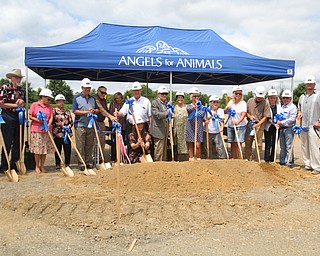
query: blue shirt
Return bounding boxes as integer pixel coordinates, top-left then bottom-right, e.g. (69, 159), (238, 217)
(280, 102), (297, 127)
(72, 93), (97, 128)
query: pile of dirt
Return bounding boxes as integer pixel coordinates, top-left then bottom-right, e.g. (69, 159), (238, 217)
(1, 160), (303, 243)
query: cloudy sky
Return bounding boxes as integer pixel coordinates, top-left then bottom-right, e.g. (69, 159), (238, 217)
(1, 0), (319, 96)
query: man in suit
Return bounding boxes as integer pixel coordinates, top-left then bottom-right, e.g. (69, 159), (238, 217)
(150, 86), (170, 161)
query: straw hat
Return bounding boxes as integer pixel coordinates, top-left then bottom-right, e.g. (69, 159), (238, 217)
(6, 69), (24, 79)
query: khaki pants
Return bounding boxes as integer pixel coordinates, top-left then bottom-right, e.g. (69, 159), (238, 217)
(245, 124), (264, 161)
(153, 137), (167, 161)
(301, 127), (320, 171)
(75, 127), (95, 166)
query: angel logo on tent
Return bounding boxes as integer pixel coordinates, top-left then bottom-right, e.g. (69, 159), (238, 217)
(136, 41), (189, 55)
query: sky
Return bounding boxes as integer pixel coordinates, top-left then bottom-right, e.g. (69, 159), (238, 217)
(1, 0), (320, 97)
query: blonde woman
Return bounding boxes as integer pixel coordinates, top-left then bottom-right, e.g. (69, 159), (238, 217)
(225, 86), (247, 159)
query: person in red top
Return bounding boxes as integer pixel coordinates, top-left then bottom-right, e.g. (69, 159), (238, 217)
(28, 88), (54, 173)
(0, 68), (26, 173)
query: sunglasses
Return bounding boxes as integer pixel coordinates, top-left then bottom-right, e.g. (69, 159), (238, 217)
(99, 91), (107, 95)
(211, 101), (219, 103)
(282, 97), (290, 99)
(160, 93), (168, 95)
(234, 93), (242, 95)
(193, 95), (200, 98)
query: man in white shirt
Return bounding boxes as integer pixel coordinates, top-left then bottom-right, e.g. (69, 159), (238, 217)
(297, 75), (320, 174)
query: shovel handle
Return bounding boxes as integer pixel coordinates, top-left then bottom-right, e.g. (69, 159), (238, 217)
(274, 126), (279, 162)
(253, 127), (261, 163)
(0, 125), (11, 170)
(92, 121), (106, 163)
(218, 122), (229, 159)
(169, 119), (174, 161)
(232, 118), (243, 159)
(47, 131), (66, 166)
(67, 134), (87, 168)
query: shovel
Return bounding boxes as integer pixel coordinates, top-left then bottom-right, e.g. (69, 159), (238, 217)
(253, 127), (261, 163)
(193, 104), (198, 160)
(16, 125), (26, 175)
(47, 132), (74, 177)
(232, 118), (243, 159)
(67, 133), (96, 175)
(273, 126), (279, 162)
(218, 121), (229, 159)
(92, 121), (112, 171)
(0, 125), (19, 182)
(127, 98), (153, 162)
(169, 119), (174, 161)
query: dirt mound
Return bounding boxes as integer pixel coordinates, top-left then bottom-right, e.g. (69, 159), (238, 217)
(1, 160), (303, 242)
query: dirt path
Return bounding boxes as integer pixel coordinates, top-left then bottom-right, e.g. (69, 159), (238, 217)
(1, 157), (320, 255)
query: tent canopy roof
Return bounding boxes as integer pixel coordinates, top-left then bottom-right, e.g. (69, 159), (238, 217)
(25, 23), (295, 85)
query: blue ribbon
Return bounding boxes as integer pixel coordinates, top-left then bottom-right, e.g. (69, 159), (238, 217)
(225, 108), (236, 124)
(16, 107), (28, 125)
(166, 103), (174, 121)
(202, 105), (213, 119)
(273, 113), (285, 124)
(292, 125), (309, 136)
(111, 122), (122, 142)
(125, 98), (135, 115)
(36, 111), (48, 132)
(62, 126), (71, 144)
(187, 101), (203, 121)
(0, 107), (5, 124)
(87, 113), (99, 131)
(212, 114), (222, 130)
(249, 120), (258, 136)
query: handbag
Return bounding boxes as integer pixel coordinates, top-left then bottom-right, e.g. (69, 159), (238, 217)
(24, 141), (36, 170)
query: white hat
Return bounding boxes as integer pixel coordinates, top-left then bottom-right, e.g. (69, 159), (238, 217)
(209, 95), (220, 102)
(282, 90), (292, 98)
(131, 81), (142, 90)
(6, 68), (24, 79)
(189, 87), (200, 94)
(81, 78), (92, 88)
(135, 116), (144, 124)
(268, 89), (278, 96)
(175, 91), (184, 97)
(55, 94), (66, 101)
(254, 85), (266, 98)
(232, 85), (242, 93)
(304, 75), (316, 84)
(157, 86), (168, 94)
(39, 88), (53, 98)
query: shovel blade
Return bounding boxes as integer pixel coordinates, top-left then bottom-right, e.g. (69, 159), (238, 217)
(10, 169), (19, 182)
(145, 154), (153, 162)
(83, 169), (91, 176)
(4, 170), (13, 182)
(88, 169), (96, 175)
(65, 166), (74, 177)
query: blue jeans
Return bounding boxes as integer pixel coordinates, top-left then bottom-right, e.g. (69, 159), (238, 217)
(279, 127), (294, 166)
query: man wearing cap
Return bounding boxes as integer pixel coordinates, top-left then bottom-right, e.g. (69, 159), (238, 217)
(245, 85), (271, 161)
(116, 81), (151, 141)
(277, 90), (297, 168)
(0, 69), (26, 172)
(94, 85), (115, 162)
(297, 75), (320, 174)
(72, 78), (99, 170)
(150, 86), (170, 161)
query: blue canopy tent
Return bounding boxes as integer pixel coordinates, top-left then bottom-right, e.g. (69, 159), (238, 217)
(25, 23), (295, 89)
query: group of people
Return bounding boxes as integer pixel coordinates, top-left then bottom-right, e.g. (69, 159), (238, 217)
(0, 68), (319, 175)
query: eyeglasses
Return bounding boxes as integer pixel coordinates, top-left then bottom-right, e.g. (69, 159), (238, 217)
(211, 101), (219, 103)
(234, 93), (242, 95)
(99, 91), (107, 95)
(193, 95), (200, 98)
(160, 93), (168, 95)
(282, 97), (290, 99)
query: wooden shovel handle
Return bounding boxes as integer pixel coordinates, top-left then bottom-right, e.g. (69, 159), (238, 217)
(0, 125), (11, 170)
(67, 133), (86, 168)
(253, 127), (261, 163)
(92, 121), (106, 163)
(232, 118), (243, 159)
(47, 131), (66, 166)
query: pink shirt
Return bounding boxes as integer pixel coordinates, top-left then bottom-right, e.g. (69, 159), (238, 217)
(29, 101), (53, 133)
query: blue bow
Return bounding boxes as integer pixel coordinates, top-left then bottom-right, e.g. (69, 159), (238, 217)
(16, 107), (28, 125)
(36, 111), (48, 132)
(187, 100), (203, 121)
(0, 107), (5, 124)
(212, 114), (222, 130)
(166, 103), (174, 121)
(273, 113), (285, 124)
(112, 122), (122, 142)
(292, 125), (309, 136)
(87, 113), (99, 131)
(225, 108), (236, 124)
(249, 120), (258, 136)
(125, 98), (135, 115)
(202, 105), (213, 119)
(62, 126), (71, 144)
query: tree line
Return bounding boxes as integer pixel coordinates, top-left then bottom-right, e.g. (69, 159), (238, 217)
(0, 78), (307, 107)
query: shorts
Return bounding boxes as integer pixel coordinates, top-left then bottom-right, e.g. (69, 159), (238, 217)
(227, 126), (246, 143)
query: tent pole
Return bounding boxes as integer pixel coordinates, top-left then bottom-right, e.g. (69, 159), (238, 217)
(146, 73), (149, 98)
(290, 77), (293, 92)
(170, 72), (173, 102)
(25, 67), (29, 142)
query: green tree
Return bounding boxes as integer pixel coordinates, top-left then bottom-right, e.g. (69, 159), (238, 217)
(46, 80), (74, 103)
(21, 81), (38, 104)
(293, 83), (306, 105)
(243, 91), (254, 102)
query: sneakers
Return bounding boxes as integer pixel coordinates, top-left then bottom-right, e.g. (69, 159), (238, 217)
(304, 166), (312, 171)
(311, 169), (320, 175)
